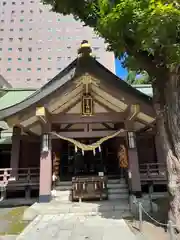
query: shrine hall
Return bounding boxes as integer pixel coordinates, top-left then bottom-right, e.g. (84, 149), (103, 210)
(0, 41), (167, 202)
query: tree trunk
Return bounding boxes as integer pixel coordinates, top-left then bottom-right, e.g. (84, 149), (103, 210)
(152, 65), (180, 231)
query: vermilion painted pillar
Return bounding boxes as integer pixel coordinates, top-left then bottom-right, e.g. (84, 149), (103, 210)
(39, 124), (52, 203)
(10, 126), (21, 178)
(126, 121), (141, 196)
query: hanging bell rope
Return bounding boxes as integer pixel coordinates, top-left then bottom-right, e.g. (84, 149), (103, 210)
(50, 128), (126, 152)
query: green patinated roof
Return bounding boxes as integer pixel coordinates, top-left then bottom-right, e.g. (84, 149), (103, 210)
(0, 88), (36, 111)
(0, 85), (153, 112)
(133, 84), (153, 97)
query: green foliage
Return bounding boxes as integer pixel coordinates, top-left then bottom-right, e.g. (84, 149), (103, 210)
(43, 0), (180, 79)
(126, 70), (150, 84)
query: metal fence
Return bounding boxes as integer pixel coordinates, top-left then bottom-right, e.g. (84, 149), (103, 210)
(132, 196), (178, 240)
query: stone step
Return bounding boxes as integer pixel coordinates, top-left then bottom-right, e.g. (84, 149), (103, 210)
(56, 181), (72, 186)
(107, 183), (127, 189)
(108, 193), (129, 200)
(108, 188), (129, 194)
(108, 179), (126, 184)
(55, 185), (72, 191)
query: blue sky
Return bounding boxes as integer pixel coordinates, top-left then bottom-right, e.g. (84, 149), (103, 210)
(115, 58), (128, 80)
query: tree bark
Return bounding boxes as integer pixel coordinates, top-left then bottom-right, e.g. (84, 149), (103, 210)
(152, 65), (180, 231)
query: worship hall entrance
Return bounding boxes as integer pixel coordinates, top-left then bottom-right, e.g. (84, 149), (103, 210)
(55, 137), (126, 181)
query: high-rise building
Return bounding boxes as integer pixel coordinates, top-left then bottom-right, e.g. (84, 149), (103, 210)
(0, 0), (115, 88)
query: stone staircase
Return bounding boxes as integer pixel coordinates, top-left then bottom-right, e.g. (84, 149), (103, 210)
(107, 178), (129, 200)
(54, 181), (72, 201)
(54, 178), (129, 202)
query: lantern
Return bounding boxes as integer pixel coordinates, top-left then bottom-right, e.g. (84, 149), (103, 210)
(127, 131), (136, 149)
(41, 134), (49, 152)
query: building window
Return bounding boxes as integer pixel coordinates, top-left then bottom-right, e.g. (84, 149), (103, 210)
(27, 68), (31, 71)
(48, 28), (52, 32)
(0, 58), (2, 61)
(48, 57), (52, 61)
(8, 48), (12, 51)
(21, 10), (24, 13)
(10, 28), (13, 31)
(28, 57), (32, 62)
(67, 46), (71, 49)
(7, 68), (11, 71)
(9, 38), (13, 42)
(29, 19), (33, 22)
(37, 68), (41, 71)
(3, 2), (6, 6)
(0, 38), (3, 42)
(19, 28), (23, 32)
(11, 19), (14, 23)
(38, 48), (42, 51)
(37, 78), (41, 81)
(11, 10), (15, 14)
(17, 68), (21, 71)
(8, 58), (12, 61)
(27, 78), (31, 81)
(30, 9), (33, 13)
(39, 9), (43, 13)
(29, 38), (32, 40)
(47, 68), (51, 71)
(20, 19), (24, 22)
(18, 48), (22, 52)
(57, 68), (61, 71)
(12, 2), (16, 5)
(57, 57), (61, 61)
(0, 48), (2, 51)
(29, 28), (32, 31)
(47, 48), (51, 52)
(18, 57), (22, 61)
(28, 47), (32, 52)
(21, 2), (24, 5)
(30, 0), (34, 3)
(1, 20), (4, 23)
(19, 37), (23, 42)
(38, 57), (41, 60)
(57, 18), (61, 22)
(0, 29), (4, 32)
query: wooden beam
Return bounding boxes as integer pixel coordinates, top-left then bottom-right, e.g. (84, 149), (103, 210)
(51, 112), (126, 124)
(102, 123), (114, 130)
(62, 124), (73, 130)
(52, 130), (126, 138)
(124, 104), (140, 121)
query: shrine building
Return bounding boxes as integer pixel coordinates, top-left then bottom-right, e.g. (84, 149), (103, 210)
(0, 41), (167, 202)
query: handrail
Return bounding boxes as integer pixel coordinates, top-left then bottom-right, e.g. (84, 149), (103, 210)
(0, 167), (40, 184)
(131, 195), (177, 239)
(139, 163), (167, 181)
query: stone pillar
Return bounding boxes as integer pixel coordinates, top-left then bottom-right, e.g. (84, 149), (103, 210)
(10, 126), (21, 178)
(39, 125), (52, 203)
(125, 121), (141, 196)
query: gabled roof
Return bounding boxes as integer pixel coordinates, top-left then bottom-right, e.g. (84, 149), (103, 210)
(0, 57), (153, 121)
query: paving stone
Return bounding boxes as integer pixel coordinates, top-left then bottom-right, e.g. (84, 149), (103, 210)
(0, 235), (17, 240)
(18, 199), (136, 240)
(0, 220), (11, 233)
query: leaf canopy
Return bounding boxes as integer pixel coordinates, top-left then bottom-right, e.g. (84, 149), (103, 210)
(43, 0), (180, 76)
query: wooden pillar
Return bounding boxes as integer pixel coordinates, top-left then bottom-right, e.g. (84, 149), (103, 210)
(39, 124), (52, 203)
(125, 121), (141, 196)
(10, 126), (21, 178)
